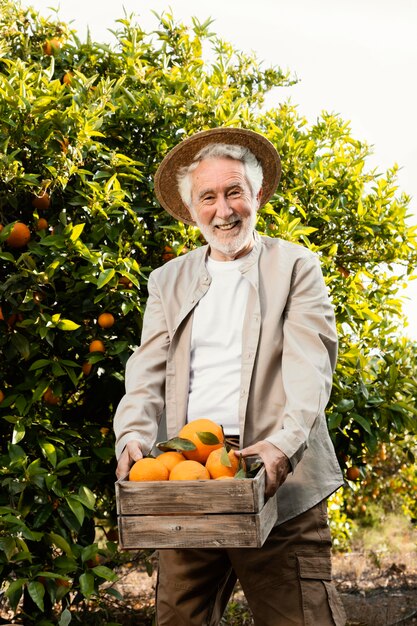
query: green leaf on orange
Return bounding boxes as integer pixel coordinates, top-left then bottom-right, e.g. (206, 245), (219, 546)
(220, 446), (232, 467)
(156, 437), (197, 452)
(196, 431), (220, 445)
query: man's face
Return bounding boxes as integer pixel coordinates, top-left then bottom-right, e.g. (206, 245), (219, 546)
(190, 157), (261, 261)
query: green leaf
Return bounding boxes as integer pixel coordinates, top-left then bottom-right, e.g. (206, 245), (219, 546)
(57, 319), (81, 331)
(0, 536), (17, 560)
(27, 580), (45, 611)
(12, 421), (25, 444)
(65, 496), (85, 526)
(69, 223), (85, 242)
(220, 446), (232, 467)
(156, 437), (197, 452)
(92, 565), (118, 582)
(48, 532), (73, 556)
(97, 268), (115, 289)
(336, 399), (355, 413)
(78, 485), (96, 509)
(11, 333), (30, 360)
(29, 359), (52, 371)
(55, 456), (88, 470)
(327, 412), (342, 430)
(196, 431), (220, 445)
(79, 572), (95, 598)
(58, 608), (72, 626)
(5, 578), (26, 610)
(351, 413), (373, 435)
(40, 441), (57, 467)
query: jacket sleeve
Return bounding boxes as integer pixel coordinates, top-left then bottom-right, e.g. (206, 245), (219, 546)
(113, 271), (169, 459)
(265, 254), (338, 470)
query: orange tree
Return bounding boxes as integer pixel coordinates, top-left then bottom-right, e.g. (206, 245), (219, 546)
(0, 0), (416, 622)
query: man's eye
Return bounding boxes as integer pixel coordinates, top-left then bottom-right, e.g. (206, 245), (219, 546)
(229, 189), (241, 197)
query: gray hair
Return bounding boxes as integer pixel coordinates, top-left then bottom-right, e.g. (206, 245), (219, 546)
(177, 143), (263, 209)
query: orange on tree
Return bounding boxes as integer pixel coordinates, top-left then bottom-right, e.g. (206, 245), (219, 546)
(346, 466), (360, 481)
(97, 312), (115, 328)
(118, 276), (133, 288)
(42, 38), (61, 55)
(62, 71), (73, 85)
(178, 418), (224, 464)
(36, 218), (49, 231)
(89, 339), (105, 353)
(162, 245), (175, 262)
(129, 457), (169, 481)
(43, 387), (60, 405)
(82, 362), (92, 376)
(0, 390), (4, 403)
(157, 451), (186, 473)
(6, 222), (31, 248)
(32, 192), (50, 211)
(205, 446), (240, 479)
(169, 459), (210, 481)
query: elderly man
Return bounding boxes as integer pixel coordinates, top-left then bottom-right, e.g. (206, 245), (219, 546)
(114, 128), (346, 625)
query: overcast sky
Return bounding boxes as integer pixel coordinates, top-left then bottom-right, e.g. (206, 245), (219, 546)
(27, 0), (417, 338)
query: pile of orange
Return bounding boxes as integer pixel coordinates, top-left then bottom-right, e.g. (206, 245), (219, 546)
(128, 418), (242, 482)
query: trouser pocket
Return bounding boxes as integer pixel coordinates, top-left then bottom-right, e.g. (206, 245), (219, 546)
(297, 554), (346, 626)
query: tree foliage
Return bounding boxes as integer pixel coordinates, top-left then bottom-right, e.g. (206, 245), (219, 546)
(0, 1), (416, 622)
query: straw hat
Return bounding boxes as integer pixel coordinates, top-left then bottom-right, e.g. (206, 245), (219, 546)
(154, 127), (281, 225)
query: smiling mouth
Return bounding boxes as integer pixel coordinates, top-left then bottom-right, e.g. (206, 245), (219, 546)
(214, 221), (239, 231)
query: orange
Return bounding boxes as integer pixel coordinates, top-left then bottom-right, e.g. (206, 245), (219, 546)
(97, 312), (115, 328)
(346, 466), (360, 481)
(82, 362), (92, 376)
(169, 460), (210, 481)
(89, 339), (105, 353)
(43, 387), (60, 405)
(32, 192), (50, 211)
(36, 218), (49, 231)
(215, 476), (234, 480)
(205, 447), (240, 479)
(129, 457), (169, 482)
(162, 245), (175, 262)
(118, 276), (133, 288)
(0, 390), (4, 403)
(179, 418), (224, 464)
(63, 71), (73, 85)
(157, 451), (186, 473)
(6, 222), (31, 248)
(43, 38), (61, 55)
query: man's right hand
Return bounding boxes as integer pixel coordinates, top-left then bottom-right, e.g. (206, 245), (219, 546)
(116, 440), (143, 480)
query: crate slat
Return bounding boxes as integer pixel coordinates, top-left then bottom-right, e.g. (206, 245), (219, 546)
(118, 494), (278, 549)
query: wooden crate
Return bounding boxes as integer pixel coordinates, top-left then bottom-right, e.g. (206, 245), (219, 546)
(116, 466), (278, 549)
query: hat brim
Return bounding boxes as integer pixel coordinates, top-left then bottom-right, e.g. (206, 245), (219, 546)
(154, 127), (281, 226)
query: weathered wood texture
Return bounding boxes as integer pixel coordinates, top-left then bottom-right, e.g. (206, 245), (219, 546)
(116, 466), (265, 515)
(118, 494), (278, 549)
(116, 467), (278, 548)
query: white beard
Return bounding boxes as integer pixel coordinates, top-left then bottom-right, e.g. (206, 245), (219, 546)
(196, 211), (257, 259)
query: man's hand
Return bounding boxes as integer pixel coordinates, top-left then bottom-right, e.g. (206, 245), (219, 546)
(116, 440), (143, 480)
(236, 440), (291, 498)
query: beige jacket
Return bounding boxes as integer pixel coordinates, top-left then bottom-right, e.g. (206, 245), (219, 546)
(114, 234), (344, 523)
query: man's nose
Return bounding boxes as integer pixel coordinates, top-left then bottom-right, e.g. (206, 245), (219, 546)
(215, 195), (233, 220)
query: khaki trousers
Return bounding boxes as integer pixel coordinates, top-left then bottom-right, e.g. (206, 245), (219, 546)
(156, 500), (346, 626)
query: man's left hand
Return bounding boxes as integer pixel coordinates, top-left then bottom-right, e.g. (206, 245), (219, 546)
(236, 440), (291, 498)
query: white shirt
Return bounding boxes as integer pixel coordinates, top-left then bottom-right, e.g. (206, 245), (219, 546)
(187, 256), (250, 435)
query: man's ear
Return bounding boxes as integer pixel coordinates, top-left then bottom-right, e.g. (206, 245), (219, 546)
(256, 188), (263, 208)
